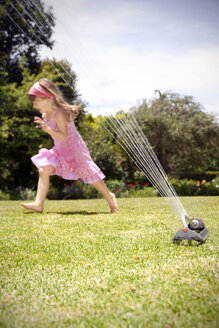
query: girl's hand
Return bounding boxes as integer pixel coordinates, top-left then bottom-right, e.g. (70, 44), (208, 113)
(34, 116), (49, 132)
(34, 111), (68, 142)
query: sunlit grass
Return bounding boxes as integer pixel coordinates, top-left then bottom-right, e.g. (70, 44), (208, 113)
(0, 197), (218, 327)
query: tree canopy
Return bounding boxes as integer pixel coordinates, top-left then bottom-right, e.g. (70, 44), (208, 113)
(132, 91), (219, 178)
(0, 0), (54, 84)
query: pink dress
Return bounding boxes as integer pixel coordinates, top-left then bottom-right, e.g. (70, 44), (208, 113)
(31, 110), (105, 184)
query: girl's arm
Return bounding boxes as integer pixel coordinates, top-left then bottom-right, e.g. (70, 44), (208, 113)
(34, 110), (68, 142)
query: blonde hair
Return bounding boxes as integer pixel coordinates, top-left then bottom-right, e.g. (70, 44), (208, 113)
(29, 78), (80, 120)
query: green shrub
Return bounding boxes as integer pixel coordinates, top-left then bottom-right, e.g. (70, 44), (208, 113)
(106, 178), (219, 198)
(0, 190), (10, 200)
(125, 187), (158, 198)
(58, 181), (99, 200)
(170, 178), (219, 196)
(10, 187), (36, 200)
(47, 186), (61, 200)
(106, 180), (122, 192)
(8, 176), (219, 201)
(106, 180), (157, 198)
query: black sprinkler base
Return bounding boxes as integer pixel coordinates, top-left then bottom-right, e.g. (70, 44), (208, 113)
(172, 222), (210, 244)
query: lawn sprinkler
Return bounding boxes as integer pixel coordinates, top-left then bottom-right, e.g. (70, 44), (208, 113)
(172, 216), (210, 244)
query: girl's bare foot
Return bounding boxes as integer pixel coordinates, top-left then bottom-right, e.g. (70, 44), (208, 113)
(109, 193), (119, 213)
(20, 202), (43, 213)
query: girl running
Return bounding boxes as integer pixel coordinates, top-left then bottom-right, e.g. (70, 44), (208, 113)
(21, 78), (118, 213)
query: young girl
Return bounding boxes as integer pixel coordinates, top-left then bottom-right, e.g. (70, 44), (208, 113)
(21, 78), (118, 213)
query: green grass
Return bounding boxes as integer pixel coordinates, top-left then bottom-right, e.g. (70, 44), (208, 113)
(0, 197), (218, 328)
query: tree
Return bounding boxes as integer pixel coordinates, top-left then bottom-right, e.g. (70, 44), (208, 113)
(131, 91), (219, 178)
(0, 0), (54, 84)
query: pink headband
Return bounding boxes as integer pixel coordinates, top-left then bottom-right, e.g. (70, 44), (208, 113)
(28, 82), (53, 98)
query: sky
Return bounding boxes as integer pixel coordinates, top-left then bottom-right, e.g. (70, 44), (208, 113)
(40, 0), (219, 118)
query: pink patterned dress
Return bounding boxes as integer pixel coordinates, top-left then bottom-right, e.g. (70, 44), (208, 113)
(31, 110), (105, 184)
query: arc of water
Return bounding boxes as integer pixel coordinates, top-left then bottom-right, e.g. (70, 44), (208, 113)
(103, 114), (188, 224)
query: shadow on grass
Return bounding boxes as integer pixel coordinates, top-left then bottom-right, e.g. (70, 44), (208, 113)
(173, 240), (204, 247)
(23, 210), (109, 216)
(51, 210), (109, 215)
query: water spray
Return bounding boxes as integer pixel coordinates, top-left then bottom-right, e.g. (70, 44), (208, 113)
(103, 113), (210, 244)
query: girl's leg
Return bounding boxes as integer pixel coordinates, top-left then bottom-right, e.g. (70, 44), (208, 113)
(91, 180), (118, 213)
(21, 165), (55, 212)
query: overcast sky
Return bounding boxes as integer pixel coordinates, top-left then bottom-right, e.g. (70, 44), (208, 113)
(40, 0), (219, 117)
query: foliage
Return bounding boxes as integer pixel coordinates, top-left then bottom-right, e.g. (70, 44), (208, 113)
(171, 177), (219, 196)
(10, 187), (36, 200)
(0, 197), (218, 327)
(0, 0), (54, 84)
(105, 177), (219, 198)
(19, 175), (218, 200)
(0, 189), (10, 200)
(132, 91), (219, 178)
(47, 180), (99, 200)
(77, 115), (130, 181)
(106, 179), (157, 198)
(113, 186), (158, 199)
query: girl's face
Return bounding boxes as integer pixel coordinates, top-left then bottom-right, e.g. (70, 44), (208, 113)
(32, 96), (52, 113)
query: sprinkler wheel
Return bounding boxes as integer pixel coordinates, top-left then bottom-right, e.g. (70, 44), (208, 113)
(188, 217), (205, 231)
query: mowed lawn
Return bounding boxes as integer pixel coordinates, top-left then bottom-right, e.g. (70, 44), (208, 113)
(0, 197), (218, 328)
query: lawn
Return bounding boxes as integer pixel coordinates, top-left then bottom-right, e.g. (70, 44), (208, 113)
(0, 197), (218, 328)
